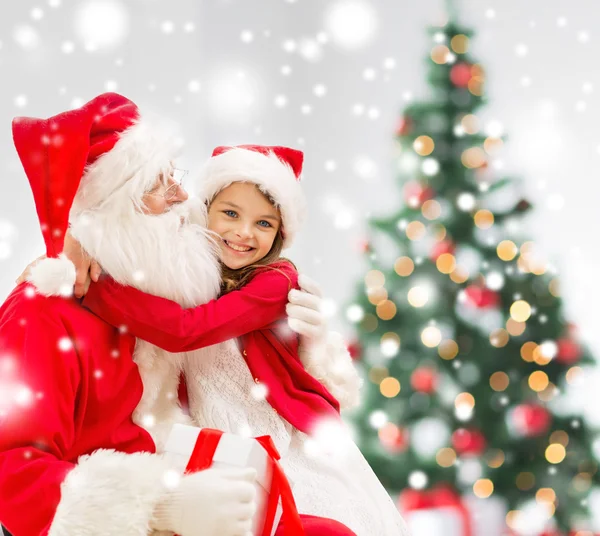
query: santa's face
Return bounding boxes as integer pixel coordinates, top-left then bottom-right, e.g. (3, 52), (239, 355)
(70, 171), (222, 308)
(142, 171), (189, 215)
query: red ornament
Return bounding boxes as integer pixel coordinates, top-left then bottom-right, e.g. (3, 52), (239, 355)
(516, 199), (532, 212)
(464, 285), (500, 309)
(347, 340), (362, 361)
(378, 423), (409, 453)
(356, 239), (371, 254)
(411, 367), (438, 394)
(450, 63), (472, 88)
(403, 181), (435, 207)
(451, 428), (487, 456)
(556, 338), (581, 365)
(566, 322), (578, 337)
(396, 116), (413, 136)
(430, 239), (456, 262)
(511, 403), (552, 438)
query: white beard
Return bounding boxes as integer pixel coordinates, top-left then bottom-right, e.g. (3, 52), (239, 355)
(70, 200), (222, 307)
(70, 200), (223, 451)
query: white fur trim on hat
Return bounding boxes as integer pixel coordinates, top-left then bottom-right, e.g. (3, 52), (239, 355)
(196, 148), (306, 249)
(48, 449), (174, 536)
(71, 114), (182, 215)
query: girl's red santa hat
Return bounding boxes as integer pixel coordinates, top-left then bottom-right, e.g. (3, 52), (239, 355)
(196, 144), (306, 249)
(12, 92), (178, 258)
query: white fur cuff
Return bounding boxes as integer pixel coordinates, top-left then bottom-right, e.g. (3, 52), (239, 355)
(301, 331), (363, 410)
(49, 449), (174, 536)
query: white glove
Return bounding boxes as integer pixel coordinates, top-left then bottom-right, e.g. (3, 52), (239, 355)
(286, 273), (328, 345)
(152, 467), (257, 536)
(287, 274), (362, 410)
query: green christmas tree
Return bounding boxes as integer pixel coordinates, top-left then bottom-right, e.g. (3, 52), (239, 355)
(349, 5), (599, 533)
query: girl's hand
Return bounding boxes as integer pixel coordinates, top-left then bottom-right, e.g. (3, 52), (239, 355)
(15, 254), (46, 285)
(290, 274), (362, 409)
(286, 273), (328, 344)
(63, 231), (103, 298)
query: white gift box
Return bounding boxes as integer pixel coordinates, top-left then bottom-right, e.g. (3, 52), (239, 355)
(164, 424), (283, 536)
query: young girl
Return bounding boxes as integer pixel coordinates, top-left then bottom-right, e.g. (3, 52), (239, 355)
(80, 145), (410, 536)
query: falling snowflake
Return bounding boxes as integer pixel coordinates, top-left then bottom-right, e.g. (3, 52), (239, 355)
(207, 68), (260, 122)
(250, 382), (268, 401)
(282, 39), (296, 53)
(240, 30), (254, 43)
(313, 84), (327, 97)
(31, 7), (44, 20)
(274, 95), (288, 108)
(408, 471), (428, 490)
(298, 37), (323, 62)
(325, 0), (378, 50)
(74, 0), (130, 51)
(13, 25), (40, 50)
(352, 103), (365, 116)
(362, 68), (376, 81)
(346, 304), (364, 323)
(353, 155), (378, 181)
(188, 80), (201, 93)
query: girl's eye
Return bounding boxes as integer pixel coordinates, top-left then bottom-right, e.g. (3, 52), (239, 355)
(258, 220), (272, 228)
(224, 210), (237, 217)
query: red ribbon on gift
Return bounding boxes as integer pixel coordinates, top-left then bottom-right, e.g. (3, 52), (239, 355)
(398, 486), (472, 536)
(184, 428), (305, 536)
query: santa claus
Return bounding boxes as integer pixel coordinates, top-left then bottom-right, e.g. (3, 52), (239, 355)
(0, 93), (360, 536)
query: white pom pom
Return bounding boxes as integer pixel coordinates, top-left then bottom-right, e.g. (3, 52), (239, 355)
(27, 254), (76, 297)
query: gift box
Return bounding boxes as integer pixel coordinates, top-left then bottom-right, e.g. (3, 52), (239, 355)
(399, 486), (472, 536)
(164, 424), (303, 536)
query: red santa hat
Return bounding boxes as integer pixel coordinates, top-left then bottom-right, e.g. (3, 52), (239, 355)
(12, 92), (178, 258)
(196, 144), (306, 249)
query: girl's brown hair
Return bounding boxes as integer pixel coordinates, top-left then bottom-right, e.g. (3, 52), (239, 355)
(210, 186), (295, 294)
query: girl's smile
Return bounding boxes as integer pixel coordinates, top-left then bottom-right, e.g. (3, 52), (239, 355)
(222, 239), (254, 253)
(207, 182), (281, 270)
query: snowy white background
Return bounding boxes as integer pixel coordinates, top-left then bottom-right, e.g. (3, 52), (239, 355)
(4, 1), (600, 531)
(1, 0), (600, 354)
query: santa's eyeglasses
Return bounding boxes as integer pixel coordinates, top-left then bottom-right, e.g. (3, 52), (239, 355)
(155, 168), (189, 201)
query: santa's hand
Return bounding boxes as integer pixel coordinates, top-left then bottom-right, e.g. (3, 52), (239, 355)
(152, 467), (257, 536)
(286, 273), (328, 344)
(15, 254), (46, 284)
(63, 230), (102, 297)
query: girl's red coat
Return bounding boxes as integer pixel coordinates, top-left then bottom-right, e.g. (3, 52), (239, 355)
(82, 262), (340, 433)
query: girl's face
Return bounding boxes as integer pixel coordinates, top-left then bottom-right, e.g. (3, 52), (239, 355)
(207, 182), (281, 270)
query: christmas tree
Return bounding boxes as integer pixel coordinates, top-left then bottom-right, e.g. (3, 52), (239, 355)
(349, 4), (599, 534)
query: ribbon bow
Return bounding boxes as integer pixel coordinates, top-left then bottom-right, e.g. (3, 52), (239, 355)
(185, 428), (305, 536)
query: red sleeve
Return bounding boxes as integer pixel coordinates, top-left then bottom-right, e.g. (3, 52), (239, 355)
(0, 308), (79, 536)
(82, 263), (298, 353)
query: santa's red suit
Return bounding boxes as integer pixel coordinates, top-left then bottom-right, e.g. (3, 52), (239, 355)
(0, 285), (356, 536)
(0, 284), (170, 535)
(0, 93), (357, 536)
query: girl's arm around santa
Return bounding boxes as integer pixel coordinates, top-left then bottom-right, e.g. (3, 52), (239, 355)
(82, 261), (298, 353)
